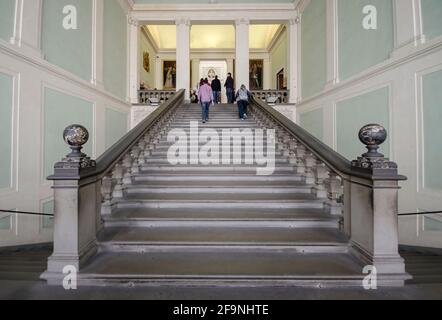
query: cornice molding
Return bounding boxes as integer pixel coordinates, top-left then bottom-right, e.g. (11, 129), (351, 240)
(295, 0), (311, 14)
(267, 25), (287, 53)
(235, 18), (250, 26)
(175, 18), (191, 26)
(117, 0), (134, 12)
(132, 3), (296, 12)
(127, 15), (139, 26)
(153, 48), (270, 55)
(141, 26), (160, 53)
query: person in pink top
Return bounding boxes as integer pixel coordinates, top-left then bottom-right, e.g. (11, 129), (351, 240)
(198, 79), (213, 123)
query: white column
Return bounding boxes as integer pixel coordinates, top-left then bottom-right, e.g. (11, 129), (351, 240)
(226, 58), (234, 78)
(128, 15), (139, 103)
(11, 0), (43, 58)
(176, 18), (191, 100)
(325, 0), (338, 88)
(155, 56), (162, 89)
(287, 19), (299, 105)
(235, 19), (250, 90)
(263, 57), (271, 90)
(392, 0), (425, 58)
(191, 58), (200, 90)
(92, 0), (104, 88)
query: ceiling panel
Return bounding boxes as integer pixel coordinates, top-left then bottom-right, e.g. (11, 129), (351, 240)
(145, 24), (282, 50)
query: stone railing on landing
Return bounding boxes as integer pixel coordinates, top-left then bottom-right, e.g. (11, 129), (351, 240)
(249, 96), (410, 286)
(138, 90), (176, 104)
(41, 90), (185, 284)
(251, 90), (290, 104)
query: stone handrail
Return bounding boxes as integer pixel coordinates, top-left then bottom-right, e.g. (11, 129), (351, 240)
(49, 90), (185, 181)
(138, 89), (176, 104)
(250, 96), (410, 284)
(251, 96), (406, 182)
(42, 91), (184, 282)
(251, 90), (290, 104)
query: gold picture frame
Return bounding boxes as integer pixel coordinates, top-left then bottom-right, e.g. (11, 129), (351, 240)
(163, 60), (176, 89)
(143, 52), (150, 72)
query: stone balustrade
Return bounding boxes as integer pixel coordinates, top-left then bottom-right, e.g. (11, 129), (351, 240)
(251, 90), (290, 104)
(138, 90), (176, 104)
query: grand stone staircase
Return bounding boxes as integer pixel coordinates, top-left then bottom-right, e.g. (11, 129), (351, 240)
(74, 103), (368, 286)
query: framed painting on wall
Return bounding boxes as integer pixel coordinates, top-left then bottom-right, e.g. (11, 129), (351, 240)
(143, 52), (150, 72)
(249, 59), (263, 90)
(163, 61), (176, 89)
(277, 68), (286, 90)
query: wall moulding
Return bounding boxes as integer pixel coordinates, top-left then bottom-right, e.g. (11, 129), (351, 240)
(297, 37), (442, 107)
(0, 40), (130, 108)
(0, 67), (19, 196)
(131, 7), (297, 24)
(415, 63), (442, 197)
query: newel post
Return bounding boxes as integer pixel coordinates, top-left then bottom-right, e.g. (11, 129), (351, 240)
(348, 124), (410, 286)
(41, 125), (100, 285)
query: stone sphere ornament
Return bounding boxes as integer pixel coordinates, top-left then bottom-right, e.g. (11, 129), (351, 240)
(63, 124), (89, 147)
(358, 124), (387, 158)
(358, 124), (387, 146)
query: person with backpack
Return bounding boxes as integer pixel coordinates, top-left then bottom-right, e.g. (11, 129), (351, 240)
(198, 79), (213, 123)
(235, 84), (251, 121)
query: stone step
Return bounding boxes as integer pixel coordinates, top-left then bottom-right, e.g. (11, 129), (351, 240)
(77, 251), (365, 287)
(151, 144), (285, 152)
(104, 212), (338, 228)
(151, 143), (281, 150)
(150, 150), (283, 157)
(139, 165), (296, 174)
(105, 207), (335, 222)
(122, 185), (315, 201)
(0, 271), (44, 281)
(113, 199), (325, 211)
(131, 173), (305, 185)
(170, 124), (260, 129)
(142, 158), (290, 165)
(97, 226), (348, 254)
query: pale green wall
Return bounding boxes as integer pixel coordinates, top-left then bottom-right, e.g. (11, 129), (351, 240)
(0, 0), (15, 42)
(0, 73), (13, 189)
(300, 108), (324, 141)
(301, 0), (327, 99)
(270, 29), (287, 90)
(336, 87), (390, 160)
(42, 200), (54, 229)
(43, 88), (93, 178)
(41, 0), (92, 81)
(338, 0), (394, 80)
(421, 0), (442, 40)
(103, 0), (127, 100)
(422, 70), (442, 190)
(425, 216), (442, 231)
(105, 108), (128, 149)
(0, 213), (11, 230)
(140, 31), (156, 89)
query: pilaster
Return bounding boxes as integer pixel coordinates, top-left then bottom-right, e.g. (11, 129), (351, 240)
(176, 18), (191, 100)
(235, 18), (250, 90)
(391, 0), (426, 59)
(325, 0), (338, 89)
(128, 15), (140, 103)
(10, 0), (43, 58)
(287, 18), (299, 105)
(92, 0), (104, 89)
